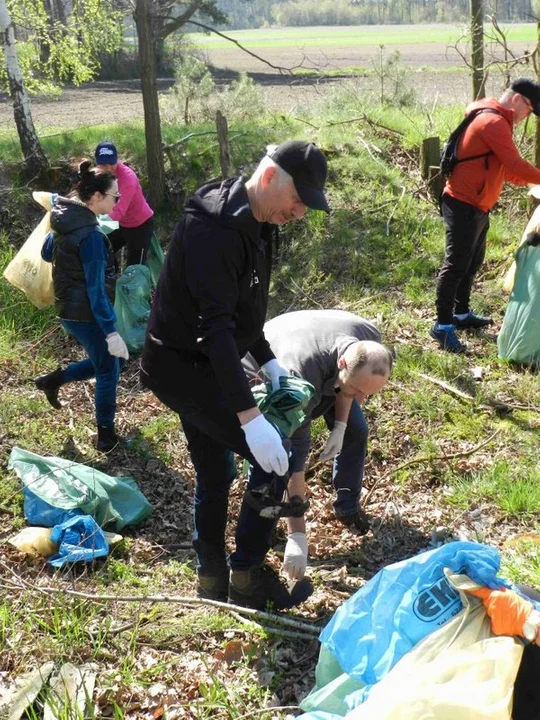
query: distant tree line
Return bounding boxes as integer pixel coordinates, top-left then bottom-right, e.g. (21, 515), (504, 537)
(214, 0), (534, 28)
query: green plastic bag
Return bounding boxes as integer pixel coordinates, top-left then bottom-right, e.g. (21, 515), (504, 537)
(8, 446), (152, 531)
(498, 243), (540, 365)
(251, 376), (316, 438)
(114, 264), (152, 354)
(145, 233), (165, 288)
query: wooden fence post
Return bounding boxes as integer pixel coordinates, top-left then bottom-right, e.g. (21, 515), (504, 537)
(216, 110), (230, 178)
(420, 136), (440, 179)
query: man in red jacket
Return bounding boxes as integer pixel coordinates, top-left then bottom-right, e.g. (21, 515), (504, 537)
(432, 78), (540, 353)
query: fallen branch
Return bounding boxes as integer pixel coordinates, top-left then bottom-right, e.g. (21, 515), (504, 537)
(414, 372), (514, 413)
(363, 429), (501, 505)
(327, 113), (404, 136)
(162, 131), (217, 152)
(20, 324), (62, 358)
(235, 707), (300, 720)
(0, 565), (320, 635)
(414, 371), (476, 402)
(230, 611), (318, 641)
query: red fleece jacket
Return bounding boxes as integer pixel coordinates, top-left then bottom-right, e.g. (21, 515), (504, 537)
(444, 98), (540, 212)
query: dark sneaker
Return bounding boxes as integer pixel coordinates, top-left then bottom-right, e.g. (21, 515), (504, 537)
(34, 368), (64, 410)
(229, 564), (313, 611)
(453, 312), (493, 329)
(197, 571), (229, 602)
(96, 425), (119, 452)
(336, 508), (370, 535)
(430, 324), (466, 354)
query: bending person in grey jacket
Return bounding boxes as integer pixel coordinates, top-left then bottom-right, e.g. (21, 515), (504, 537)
(243, 309), (392, 579)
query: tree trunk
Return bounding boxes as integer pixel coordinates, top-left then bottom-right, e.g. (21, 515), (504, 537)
(471, 0), (485, 99)
(134, 0), (166, 207)
(533, 19), (540, 167)
(0, 0), (48, 178)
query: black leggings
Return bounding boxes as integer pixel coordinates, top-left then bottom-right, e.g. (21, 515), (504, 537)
(108, 216), (154, 268)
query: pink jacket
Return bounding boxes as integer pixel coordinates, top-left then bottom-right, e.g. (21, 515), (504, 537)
(109, 162), (154, 228)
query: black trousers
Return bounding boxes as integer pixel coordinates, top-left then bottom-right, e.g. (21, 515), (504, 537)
(109, 216), (154, 268)
(140, 344), (291, 574)
(435, 194), (490, 325)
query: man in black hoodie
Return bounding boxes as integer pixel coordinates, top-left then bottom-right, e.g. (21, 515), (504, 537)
(141, 141), (329, 610)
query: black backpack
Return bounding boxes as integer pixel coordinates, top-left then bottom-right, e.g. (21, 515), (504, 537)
(440, 108), (503, 177)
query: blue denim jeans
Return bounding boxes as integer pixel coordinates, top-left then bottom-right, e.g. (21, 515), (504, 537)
(60, 320), (121, 428)
(142, 360), (291, 576)
(324, 399), (368, 518)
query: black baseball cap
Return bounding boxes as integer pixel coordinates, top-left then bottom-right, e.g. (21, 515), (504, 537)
(268, 140), (330, 212)
(511, 78), (540, 116)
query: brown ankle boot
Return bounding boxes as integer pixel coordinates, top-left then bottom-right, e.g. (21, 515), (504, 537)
(229, 564), (313, 610)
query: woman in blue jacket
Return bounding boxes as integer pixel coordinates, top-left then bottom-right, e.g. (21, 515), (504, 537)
(35, 160), (129, 452)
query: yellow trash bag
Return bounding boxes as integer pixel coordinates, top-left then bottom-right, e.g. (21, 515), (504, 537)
(347, 571), (524, 720)
(503, 192), (540, 294)
(3, 191), (55, 309)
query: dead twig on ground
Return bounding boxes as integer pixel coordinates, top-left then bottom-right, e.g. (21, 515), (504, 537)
(0, 564), (321, 635)
(414, 371), (520, 413)
(230, 611), (318, 641)
(363, 429), (501, 506)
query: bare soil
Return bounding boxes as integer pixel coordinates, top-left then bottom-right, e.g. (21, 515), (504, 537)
(0, 32), (533, 130)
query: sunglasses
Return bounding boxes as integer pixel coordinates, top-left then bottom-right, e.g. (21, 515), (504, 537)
(106, 192), (121, 204)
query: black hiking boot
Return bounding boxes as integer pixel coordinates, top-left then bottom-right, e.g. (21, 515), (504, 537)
(453, 311), (493, 330)
(229, 564), (313, 611)
(96, 425), (119, 452)
(197, 570), (230, 602)
(34, 368), (64, 409)
(336, 507), (371, 535)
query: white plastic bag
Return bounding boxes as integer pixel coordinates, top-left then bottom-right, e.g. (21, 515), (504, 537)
(347, 571), (523, 720)
(3, 191), (55, 309)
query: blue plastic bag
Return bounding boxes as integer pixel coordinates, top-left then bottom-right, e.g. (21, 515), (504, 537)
(23, 488), (83, 527)
(319, 542), (506, 687)
(48, 515), (109, 567)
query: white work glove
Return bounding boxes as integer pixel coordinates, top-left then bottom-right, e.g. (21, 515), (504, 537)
(261, 358), (290, 391)
(319, 421), (347, 461)
(241, 414), (289, 475)
(106, 332), (129, 360)
(283, 532), (308, 581)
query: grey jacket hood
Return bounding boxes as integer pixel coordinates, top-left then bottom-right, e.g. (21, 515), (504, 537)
(50, 196), (99, 236)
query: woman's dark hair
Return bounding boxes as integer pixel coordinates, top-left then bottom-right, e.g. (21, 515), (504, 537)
(72, 159), (116, 202)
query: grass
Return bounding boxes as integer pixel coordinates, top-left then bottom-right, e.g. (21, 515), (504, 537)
(3, 74), (540, 716)
(187, 22), (538, 50)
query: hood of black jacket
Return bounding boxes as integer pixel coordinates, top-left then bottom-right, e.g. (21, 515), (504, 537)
(50, 197), (98, 235)
(185, 177), (262, 242)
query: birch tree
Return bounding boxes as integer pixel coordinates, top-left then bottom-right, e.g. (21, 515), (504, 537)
(0, 0), (48, 177)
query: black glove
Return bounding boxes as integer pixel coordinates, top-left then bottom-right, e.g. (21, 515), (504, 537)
(526, 231), (540, 246)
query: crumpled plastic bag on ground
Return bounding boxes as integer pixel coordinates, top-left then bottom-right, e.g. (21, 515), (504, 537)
(48, 515), (109, 567)
(8, 446), (152, 530)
